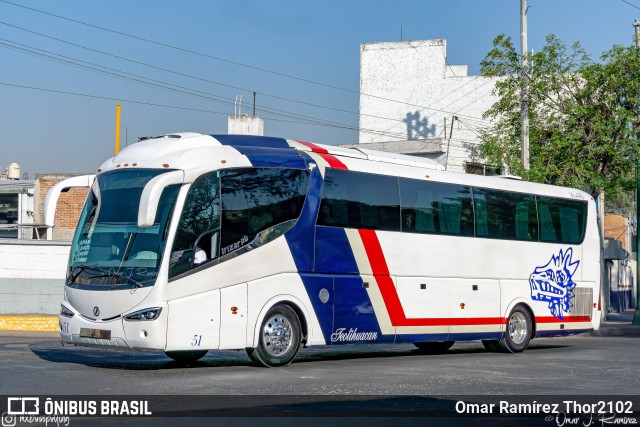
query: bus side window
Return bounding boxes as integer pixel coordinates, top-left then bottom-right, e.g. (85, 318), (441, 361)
(319, 169), (400, 231)
(473, 188), (536, 241)
(219, 167), (309, 254)
(537, 196), (586, 244)
(169, 173), (221, 279)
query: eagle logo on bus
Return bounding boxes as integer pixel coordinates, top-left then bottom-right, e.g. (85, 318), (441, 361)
(529, 248), (579, 320)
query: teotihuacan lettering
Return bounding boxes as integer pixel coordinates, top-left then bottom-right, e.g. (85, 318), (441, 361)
(330, 328), (378, 342)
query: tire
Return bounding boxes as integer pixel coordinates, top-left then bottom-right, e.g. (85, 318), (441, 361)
(413, 341), (455, 354)
(165, 350), (208, 363)
(483, 305), (532, 353)
(246, 304), (302, 367)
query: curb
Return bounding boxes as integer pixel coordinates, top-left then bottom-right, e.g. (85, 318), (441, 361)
(0, 315), (59, 332)
(589, 322), (640, 337)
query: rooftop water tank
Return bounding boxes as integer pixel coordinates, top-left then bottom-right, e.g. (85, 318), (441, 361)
(6, 163), (20, 180)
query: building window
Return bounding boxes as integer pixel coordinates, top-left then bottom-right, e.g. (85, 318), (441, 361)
(0, 194), (19, 238)
(465, 162), (502, 176)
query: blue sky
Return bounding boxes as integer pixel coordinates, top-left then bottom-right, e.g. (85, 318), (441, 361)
(0, 0), (637, 175)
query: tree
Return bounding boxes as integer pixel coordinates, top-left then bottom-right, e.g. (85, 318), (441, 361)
(478, 34), (640, 199)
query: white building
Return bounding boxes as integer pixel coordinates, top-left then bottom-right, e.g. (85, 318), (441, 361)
(350, 39), (500, 174)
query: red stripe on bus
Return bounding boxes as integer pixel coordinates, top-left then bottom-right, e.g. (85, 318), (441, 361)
(535, 316), (592, 323)
(296, 140), (329, 154)
(318, 153), (348, 170)
(357, 229), (591, 328)
(358, 229), (406, 322)
(358, 229), (506, 327)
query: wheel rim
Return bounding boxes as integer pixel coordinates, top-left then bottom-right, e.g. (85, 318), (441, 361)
(262, 315), (293, 357)
(508, 311), (528, 345)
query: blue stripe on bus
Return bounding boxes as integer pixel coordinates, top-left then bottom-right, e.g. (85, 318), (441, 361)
(284, 153), (333, 343)
(314, 226), (360, 274)
(229, 146), (307, 168)
(284, 153), (322, 272)
(395, 333), (451, 343)
(211, 134), (292, 149)
(332, 275), (394, 343)
(298, 274), (335, 343)
(283, 155), (391, 343)
(397, 332), (501, 344)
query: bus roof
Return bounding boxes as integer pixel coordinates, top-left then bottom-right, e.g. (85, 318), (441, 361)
(97, 133), (592, 202)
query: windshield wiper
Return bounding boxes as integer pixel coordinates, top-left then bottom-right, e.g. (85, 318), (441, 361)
(69, 266), (146, 288)
(69, 265), (110, 282)
(85, 271), (146, 288)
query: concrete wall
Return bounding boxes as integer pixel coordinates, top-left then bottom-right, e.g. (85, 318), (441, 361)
(228, 115), (265, 136)
(359, 39), (499, 173)
(0, 239), (70, 314)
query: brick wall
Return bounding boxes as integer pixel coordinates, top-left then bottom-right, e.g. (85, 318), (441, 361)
(34, 174), (90, 241)
(604, 214), (629, 251)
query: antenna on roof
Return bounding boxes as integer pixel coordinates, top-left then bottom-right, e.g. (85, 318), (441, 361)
(234, 95), (243, 118)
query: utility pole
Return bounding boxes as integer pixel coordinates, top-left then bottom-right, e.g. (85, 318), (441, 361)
(633, 18), (640, 325)
(114, 102), (121, 155)
(520, 0), (530, 171)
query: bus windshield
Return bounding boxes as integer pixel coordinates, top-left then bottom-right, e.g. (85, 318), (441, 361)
(67, 169), (180, 290)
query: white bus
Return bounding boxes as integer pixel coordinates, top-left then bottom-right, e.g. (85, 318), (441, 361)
(59, 133), (601, 366)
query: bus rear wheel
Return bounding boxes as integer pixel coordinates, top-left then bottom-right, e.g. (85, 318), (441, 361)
(483, 305), (532, 353)
(413, 341), (455, 354)
(165, 350), (208, 363)
(246, 304), (302, 367)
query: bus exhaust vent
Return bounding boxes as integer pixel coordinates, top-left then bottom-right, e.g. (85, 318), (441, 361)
(570, 287), (593, 319)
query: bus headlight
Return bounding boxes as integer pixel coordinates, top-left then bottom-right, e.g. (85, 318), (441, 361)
(124, 308), (162, 321)
(60, 304), (75, 318)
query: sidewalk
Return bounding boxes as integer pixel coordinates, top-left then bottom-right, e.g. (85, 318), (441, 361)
(590, 310), (640, 337)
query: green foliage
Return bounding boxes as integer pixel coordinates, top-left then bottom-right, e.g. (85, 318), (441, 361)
(479, 34), (640, 198)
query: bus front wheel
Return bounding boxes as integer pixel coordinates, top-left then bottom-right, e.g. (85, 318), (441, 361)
(483, 305), (532, 353)
(246, 304), (302, 367)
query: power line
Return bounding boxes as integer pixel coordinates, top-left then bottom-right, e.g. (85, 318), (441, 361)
(619, 0), (640, 10)
(0, 81), (414, 140)
(0, 0), (352, 93)
(0, 21), (415, 128)
(0, 2), (491, 123)
(0, 35), (412, 139)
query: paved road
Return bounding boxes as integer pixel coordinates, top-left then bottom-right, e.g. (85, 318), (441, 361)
(1, 317), (638, 396)
(0, 314), (638, 426)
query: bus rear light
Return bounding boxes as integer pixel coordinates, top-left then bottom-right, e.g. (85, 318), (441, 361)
(163, 164), (170, 168)
(116, 164), (121, 168)
(124, 308), (162, 321)
(60, 304), (75, 318)
(231, 306), (238, 314)
(221, 160), (227, 164)
(132, 163), (138, 166)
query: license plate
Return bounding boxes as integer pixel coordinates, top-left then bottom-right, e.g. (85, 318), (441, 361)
(80, 328), (111, 340)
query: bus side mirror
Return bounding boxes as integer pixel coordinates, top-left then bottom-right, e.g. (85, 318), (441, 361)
(138, 170), (184, 228)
